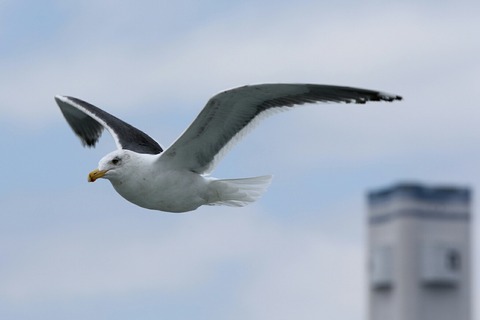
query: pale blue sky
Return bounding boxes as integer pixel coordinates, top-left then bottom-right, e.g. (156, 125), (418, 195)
(1, 1), (480, 319)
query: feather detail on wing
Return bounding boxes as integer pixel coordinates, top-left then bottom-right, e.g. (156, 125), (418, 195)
(55, 95), (163, 155)
(157, 84), (402, 174)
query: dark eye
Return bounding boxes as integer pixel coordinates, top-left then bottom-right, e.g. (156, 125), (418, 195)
(111, 157), (121, 165)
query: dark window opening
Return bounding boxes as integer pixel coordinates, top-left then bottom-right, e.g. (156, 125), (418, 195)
(446, 250), (461, 271)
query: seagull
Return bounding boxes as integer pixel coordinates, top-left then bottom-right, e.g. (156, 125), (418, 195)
(55, 84), (402, 212)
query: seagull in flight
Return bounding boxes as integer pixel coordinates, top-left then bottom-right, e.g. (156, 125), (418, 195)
(56, 84), (402, 212)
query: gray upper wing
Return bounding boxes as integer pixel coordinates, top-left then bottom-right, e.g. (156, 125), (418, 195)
(158, 84), (402, 173)
(55, 96), (163, 154)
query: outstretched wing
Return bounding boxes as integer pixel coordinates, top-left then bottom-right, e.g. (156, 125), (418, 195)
(158, 84), (402, 173)
(55, 96), (163, 154)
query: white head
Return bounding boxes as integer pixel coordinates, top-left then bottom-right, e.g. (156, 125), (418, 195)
(88, 149), (137, 183)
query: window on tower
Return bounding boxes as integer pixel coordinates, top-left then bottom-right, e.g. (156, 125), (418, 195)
(371, 245), (394, 290)
(446, 249), (461, 272)
(421, 242), (461, 287)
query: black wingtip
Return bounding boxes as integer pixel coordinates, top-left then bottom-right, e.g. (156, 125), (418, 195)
(378, 92), (403, 102)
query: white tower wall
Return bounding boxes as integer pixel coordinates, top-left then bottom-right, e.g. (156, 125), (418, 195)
(367, 183), (471, 320)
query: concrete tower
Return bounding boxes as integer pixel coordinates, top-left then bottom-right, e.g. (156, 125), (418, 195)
(367, 183), (471, 320)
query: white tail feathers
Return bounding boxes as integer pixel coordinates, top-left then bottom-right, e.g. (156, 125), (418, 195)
(208, 175), (273, 207)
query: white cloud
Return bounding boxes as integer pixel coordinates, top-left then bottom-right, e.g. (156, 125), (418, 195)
(0, 196), (365, 320)
(238, 237), (364, 320)
(3, 1), (478, 130)
(2, 1), (480, 319)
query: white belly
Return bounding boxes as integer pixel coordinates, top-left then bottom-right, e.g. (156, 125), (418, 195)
(111, 169), (211, 213)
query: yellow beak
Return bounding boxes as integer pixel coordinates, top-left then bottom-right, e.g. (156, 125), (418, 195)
(88, 169), (108, 182)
